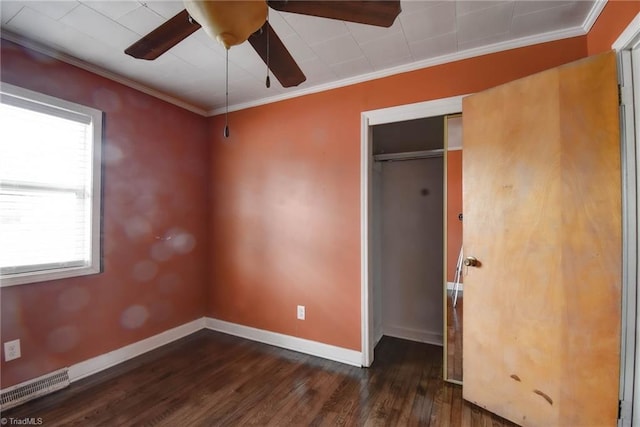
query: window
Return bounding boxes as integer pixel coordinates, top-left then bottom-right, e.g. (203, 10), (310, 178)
(0, 83), (103, 286)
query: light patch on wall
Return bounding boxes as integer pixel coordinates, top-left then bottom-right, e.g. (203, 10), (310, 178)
(166, 228), (196, 254)
(132, 260), (158, 282)
(124, 216), (151, 239)
(47, 325), (79, 353)
(57, 286), (90, 312)
(135, 195), (159, 219)
(103, 144), (123, 165)
(120, 305), (149, 329)
(150, 240), (173, 262)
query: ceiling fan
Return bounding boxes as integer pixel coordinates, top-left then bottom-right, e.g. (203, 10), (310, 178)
(125, 1), (402, 88)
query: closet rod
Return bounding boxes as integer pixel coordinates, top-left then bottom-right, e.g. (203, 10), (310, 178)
(374, 148), (444, 162)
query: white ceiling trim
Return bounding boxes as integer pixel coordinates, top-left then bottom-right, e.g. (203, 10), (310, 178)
(1, 0), (606, 119)
(209, 24), (589, 116)
(0, 29), (209, 117)
(583, 0), (608, 33)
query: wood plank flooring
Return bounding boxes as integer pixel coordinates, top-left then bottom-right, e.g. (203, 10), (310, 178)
(3, 330), (518, 426)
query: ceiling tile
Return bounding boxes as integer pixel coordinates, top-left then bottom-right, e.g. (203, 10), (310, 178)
(59, 4), (139, 50)
(22, 1), (78, 21)
(66, 42), (127, 70)
(132, 62), (207, 98)
(230, 77), (283, 99)
(228, 42), (269, 79)
(4, 6), (86, 50)
(227, 61), (258, 84)
(140, 1), (184, 20)
(180, 71), (228, 92)
(371, 54), (413, 71)
(118, 53), (184, 81)
(182, 85), (226, 110)
(117, 4), (166, 35)
(510, 2), (592, 37)
(457, 31), (511, 51)
(81, 1), (140, 21)
(268, 10), (296, 38)
(283, 12), (350, 45)
(360, 32), (412, 69)
(297, 56), (336, 83)
(170, 35), (226, 70)
(456, 1), (512, 16)
(192, 31), (227, 54)
(281, 33), (317, 63)
(346, 18), (403, 45)
(1, 1), (24, 24)
(456, 1), (515, 45)
(409, 32), (458, 60)
(513, 1), (576, 16)
(400, 1), (456, 41)
(330, 56), (373, 79)
(310, 34), (362, 65)
(400, 0), (447, 14)
(0, 0), (603, 112)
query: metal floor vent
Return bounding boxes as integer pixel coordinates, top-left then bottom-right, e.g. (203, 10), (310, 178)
(1, 368), (69, 410)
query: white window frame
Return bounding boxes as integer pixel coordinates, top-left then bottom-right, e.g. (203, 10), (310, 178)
(0, 82), (103, 287)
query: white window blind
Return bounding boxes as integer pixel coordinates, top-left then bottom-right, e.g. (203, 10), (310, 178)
(0, 83), (102, 286)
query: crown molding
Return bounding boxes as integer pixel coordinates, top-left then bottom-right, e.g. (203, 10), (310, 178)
(583, 0), (608, 34)
(613, 11), (640, 50)
(209, 23), (590, 116)
(2, 0), (606, 119)
(0, 30), (209, 117)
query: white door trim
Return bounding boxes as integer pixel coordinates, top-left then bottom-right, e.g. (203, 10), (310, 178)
(360, 96), (464, 366)
(613, 13), (640, 50)
(613, 12), (640, 427)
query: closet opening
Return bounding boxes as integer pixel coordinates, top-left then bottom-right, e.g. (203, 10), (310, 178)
(370, 117), (444, 351)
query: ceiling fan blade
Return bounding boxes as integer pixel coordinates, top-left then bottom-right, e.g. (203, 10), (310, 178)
(125, 9), (201, 60)
(267, 0), (401, 27)
(248, 21), (306, 88)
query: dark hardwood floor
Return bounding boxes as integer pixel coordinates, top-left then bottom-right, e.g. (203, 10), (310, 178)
(3, 330), (517, 426)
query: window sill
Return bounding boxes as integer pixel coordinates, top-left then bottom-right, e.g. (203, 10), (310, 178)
(0, 265), (101, 287)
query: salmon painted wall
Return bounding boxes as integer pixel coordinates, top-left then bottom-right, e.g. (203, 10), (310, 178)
(0, 0), (628, 389)
(0, 40), (209, 388)
(207, 37), (588, 351)
(447, 150), (463, 283)
(587, 0), (640, 55)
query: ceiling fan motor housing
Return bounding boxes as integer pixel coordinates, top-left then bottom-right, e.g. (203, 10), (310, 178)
(184, 0), (268, 49)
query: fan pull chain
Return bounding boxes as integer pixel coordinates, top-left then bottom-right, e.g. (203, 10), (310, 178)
(224, 47), (230, 138)
(265, 12), (271, 88)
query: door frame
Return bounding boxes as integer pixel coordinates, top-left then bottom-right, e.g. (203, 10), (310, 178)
(614, 13), (640, 427)
(360, 95), (464, 367)
(358, 24), (640, 418)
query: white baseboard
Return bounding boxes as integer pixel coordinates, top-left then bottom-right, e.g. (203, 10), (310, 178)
(383, 325), (443, 346)
(68, 318), (205, 382)
(205, 317), (362, 367)
(8, 316), (363, 394)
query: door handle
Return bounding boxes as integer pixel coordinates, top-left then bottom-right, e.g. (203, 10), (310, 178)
(464, 256), (479, 267)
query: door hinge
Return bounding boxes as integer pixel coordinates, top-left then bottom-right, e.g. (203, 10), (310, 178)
(619, 399), (632, 420)
(619, 84), (623, 106)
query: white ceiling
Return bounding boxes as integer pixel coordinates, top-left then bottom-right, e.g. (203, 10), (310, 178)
(1, 1), (602, 116)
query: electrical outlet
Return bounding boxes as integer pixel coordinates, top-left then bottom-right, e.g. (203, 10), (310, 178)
(4, 339), (21, 362)
(297, 305), (305, 320)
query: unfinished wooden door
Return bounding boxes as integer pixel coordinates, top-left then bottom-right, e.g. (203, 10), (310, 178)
(462, 51), (621, 426)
